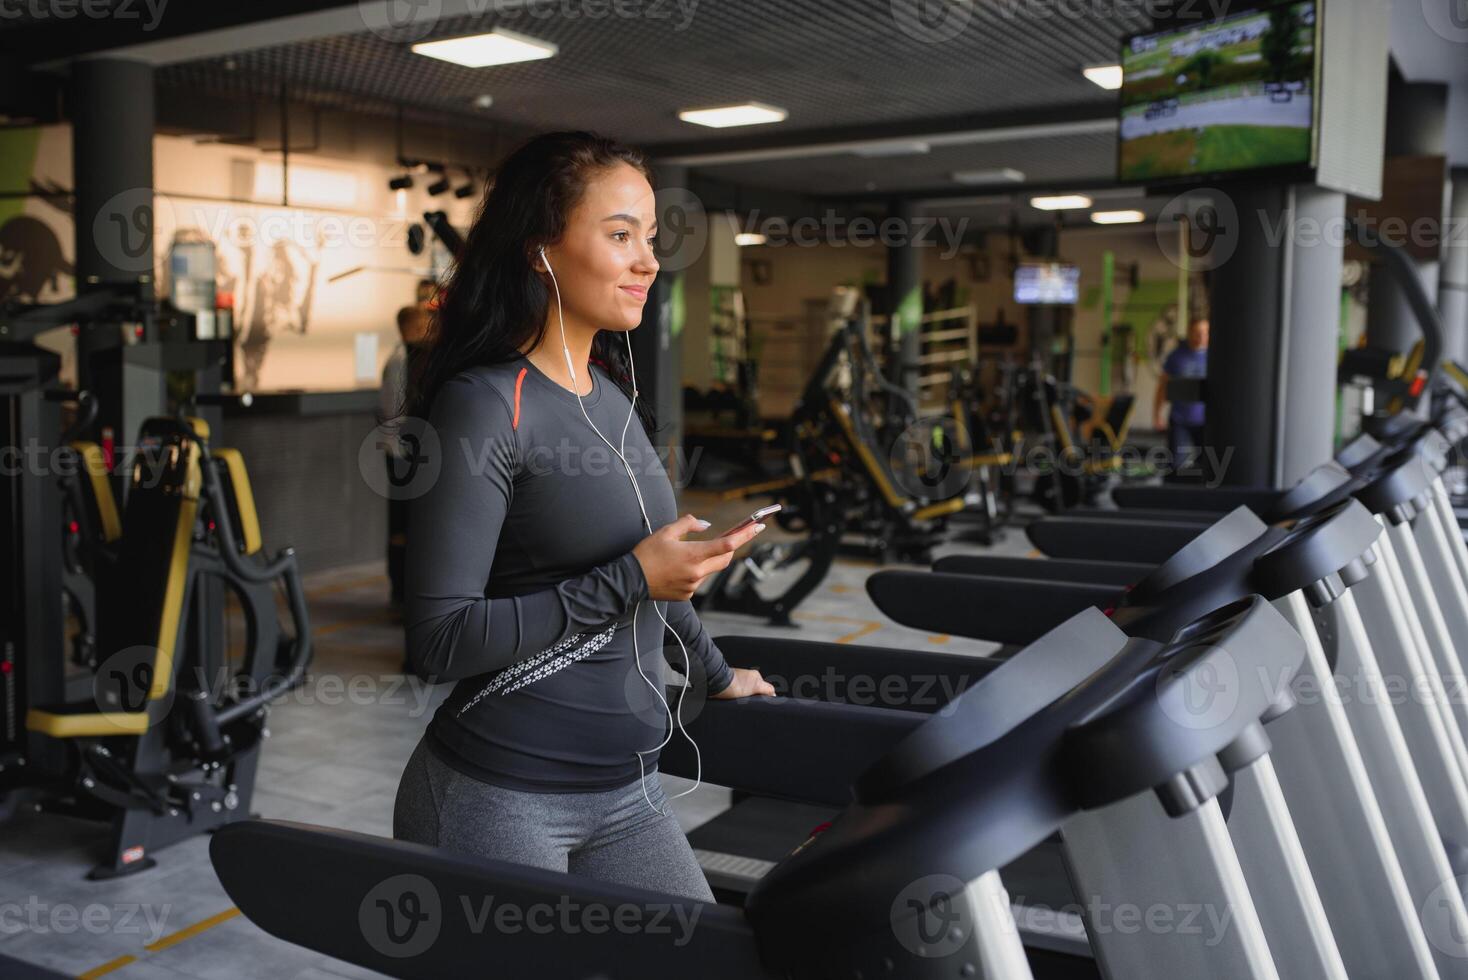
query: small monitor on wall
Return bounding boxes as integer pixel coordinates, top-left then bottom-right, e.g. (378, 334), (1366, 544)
(1014, 263), (1080, 305)
(1117, 0), (1318, 183)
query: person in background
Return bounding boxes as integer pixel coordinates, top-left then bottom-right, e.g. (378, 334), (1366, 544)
(382, 304), (432, 606)
(1154, 316), (1209, 466)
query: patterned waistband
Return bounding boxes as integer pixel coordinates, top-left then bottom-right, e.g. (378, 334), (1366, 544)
(457, 623), (618, 716)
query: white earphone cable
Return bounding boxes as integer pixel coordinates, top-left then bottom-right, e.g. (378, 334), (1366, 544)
(541, 249), (702, 817)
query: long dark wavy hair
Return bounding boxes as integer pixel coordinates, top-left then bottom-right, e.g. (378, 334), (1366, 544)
(403, 131), (658, 436)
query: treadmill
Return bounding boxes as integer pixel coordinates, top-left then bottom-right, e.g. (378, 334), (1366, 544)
(680, 499), (1467, 979)
(213, 599), (1306, 980)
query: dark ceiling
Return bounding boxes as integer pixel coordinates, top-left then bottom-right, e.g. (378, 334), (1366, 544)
(5, 0), (1150, 207)
(147, 1), (1136, 145)
(691, 130), (1123, 198)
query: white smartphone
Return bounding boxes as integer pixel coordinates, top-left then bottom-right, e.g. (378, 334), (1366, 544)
(721, 503), (782, 537)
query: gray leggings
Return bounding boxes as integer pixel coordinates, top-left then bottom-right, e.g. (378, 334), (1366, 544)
(393, 738), (714, 903)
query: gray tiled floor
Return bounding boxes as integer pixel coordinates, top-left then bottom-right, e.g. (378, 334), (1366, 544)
(0, 493), (1033, 979)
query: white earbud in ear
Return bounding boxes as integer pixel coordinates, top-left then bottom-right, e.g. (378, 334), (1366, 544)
(540, 245), (574, 384)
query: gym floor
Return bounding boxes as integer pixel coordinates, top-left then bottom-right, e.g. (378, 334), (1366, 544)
(0, 490), (1021, 980)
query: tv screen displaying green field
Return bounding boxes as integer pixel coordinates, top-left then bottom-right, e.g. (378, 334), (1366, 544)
(1118, 1), (1317, 182)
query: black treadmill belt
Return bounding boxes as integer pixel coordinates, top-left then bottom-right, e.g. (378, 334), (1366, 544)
(688, 797), (1099, 979)
(687, 797), (838, 863)
(687, 798), (1080, 911)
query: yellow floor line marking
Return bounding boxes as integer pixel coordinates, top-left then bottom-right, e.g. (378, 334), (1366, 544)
(837, 622), (883, 644)
(828, 584), (851, 594)
(144, 907), (241, 953)
(927, 634), (950, 644)
(793, 611), (878, 626)
(1027, 549), (1041, 558)
(77, 954), (136, 979)
(80, 907), (243, 977)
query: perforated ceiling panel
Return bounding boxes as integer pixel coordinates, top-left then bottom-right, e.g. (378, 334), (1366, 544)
(152, 0), (1148, 193)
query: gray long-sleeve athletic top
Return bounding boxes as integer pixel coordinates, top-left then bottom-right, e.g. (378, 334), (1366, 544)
(405, 354), (734, 792)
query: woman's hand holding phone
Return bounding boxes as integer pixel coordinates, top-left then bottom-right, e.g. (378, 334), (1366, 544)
(632, 513), (766, 601)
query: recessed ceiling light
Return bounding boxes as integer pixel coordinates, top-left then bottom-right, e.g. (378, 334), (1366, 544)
(1083, 64), (1123, 90)
(412, 29), (558, 68)
(952, 168), (1025, 185)
(852, 141), (931, 158)
(1030, 194), (1093, 210)
(678, 102), (788, 128)
(735, 233), (767, 246)
(473, 94), (495, 109)
(1090, 209), (1146, 224)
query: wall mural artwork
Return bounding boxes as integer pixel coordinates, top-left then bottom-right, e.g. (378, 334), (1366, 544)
(160, 196), (420, 392)
(237, 236), (324, 391)
(2, 125), (466, 393)
(0, 212), (73, 304)
(1, 176), (74, 305)
(166, 221), (330, 391)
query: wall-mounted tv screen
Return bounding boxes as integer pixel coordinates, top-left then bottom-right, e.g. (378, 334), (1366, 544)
(1014, 263), (1080, 305)
(1118, 1), (1317, 183)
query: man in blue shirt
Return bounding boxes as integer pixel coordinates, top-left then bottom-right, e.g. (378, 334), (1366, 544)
(1153, 317), (1209, 466)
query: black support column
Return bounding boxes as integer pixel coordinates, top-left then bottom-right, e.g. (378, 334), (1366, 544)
(68, 58), (166, 447)
(639, 164), (689, 484)
(1366, 77), (1447, 392)
(71, 58), (155, 366)
(1208, 184), (1345, 487)
(1023, 225), (1063, 380)
(1442, 168), (1468, 368)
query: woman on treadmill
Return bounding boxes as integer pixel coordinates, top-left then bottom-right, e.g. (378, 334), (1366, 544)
(393, 132), (775, 901)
